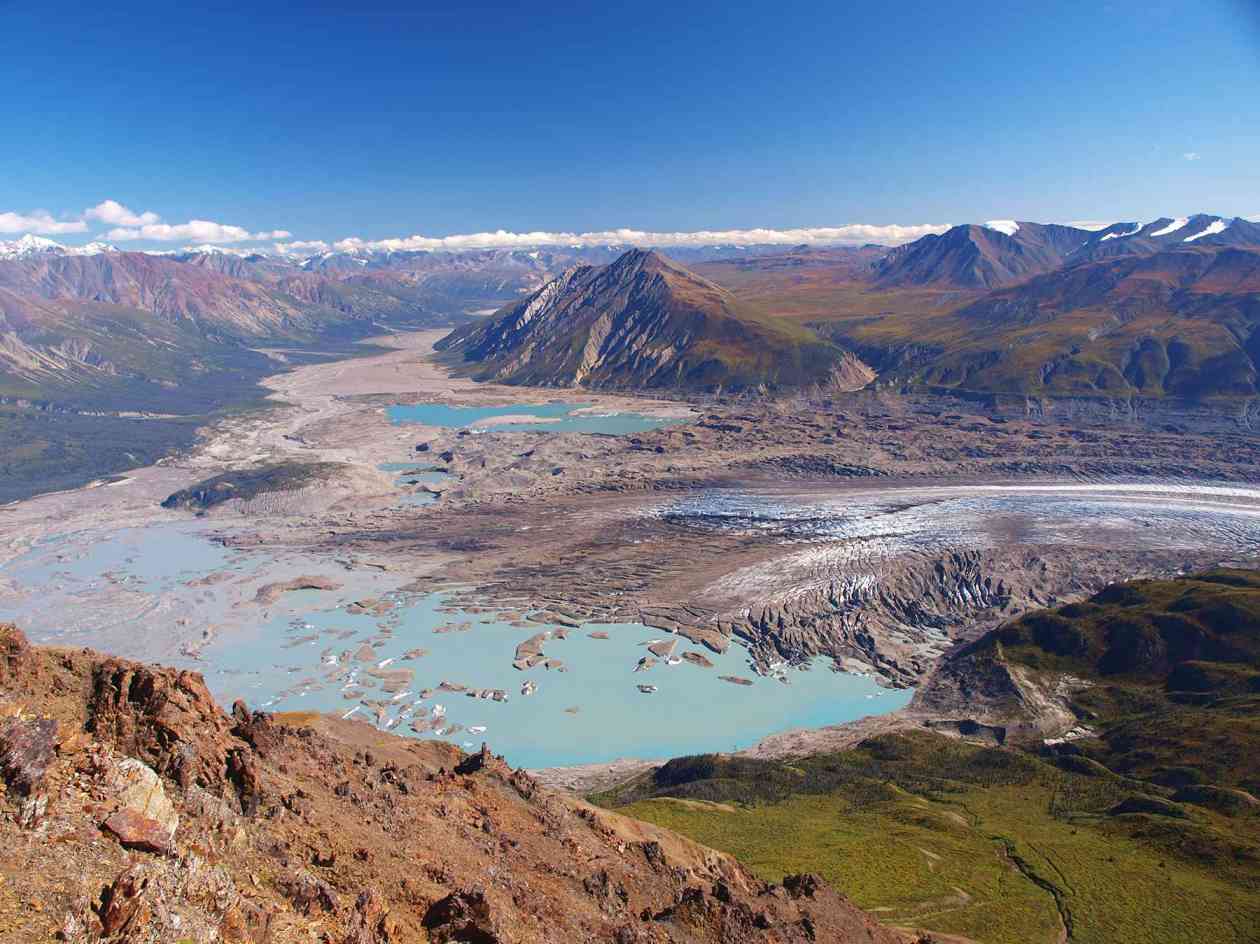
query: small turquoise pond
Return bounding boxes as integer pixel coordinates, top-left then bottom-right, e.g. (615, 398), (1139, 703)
(387, 401), (680, 435)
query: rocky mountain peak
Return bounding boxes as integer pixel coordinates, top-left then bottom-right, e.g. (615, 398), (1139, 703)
(604, 247), (689, 280)
(437, 250), (856, 392)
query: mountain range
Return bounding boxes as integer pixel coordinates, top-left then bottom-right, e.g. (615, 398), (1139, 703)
(689, 213), (1260, 400)
(873, 214), (1260, 290)
(874, 220), (1093, 289)
(2, 209), (1257, 420)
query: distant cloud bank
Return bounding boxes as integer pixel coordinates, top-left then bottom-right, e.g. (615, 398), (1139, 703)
(107, 220), (291, 243)
(277, 223), (952, 257)
(1, 202), (948, 252)
(10, 200), (1246, 257)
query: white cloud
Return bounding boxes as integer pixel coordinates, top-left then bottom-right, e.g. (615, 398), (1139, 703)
(107, 220), (291, 243)
(1184, 152), (1201, 161)
(84, 199), (161, 227)
(0, 210), (88, 235)
(326, 223), (951, 255)
(83, 199), (289, 244)
(274, 239), (331, 256)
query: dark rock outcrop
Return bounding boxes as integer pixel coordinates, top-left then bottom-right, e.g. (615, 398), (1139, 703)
(87, 659), (240, 793)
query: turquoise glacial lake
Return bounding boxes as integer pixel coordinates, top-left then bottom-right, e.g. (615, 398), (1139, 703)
(387, 401), (681, 435)
(1, 521), (909, 770)
(202, 590), (911, 770)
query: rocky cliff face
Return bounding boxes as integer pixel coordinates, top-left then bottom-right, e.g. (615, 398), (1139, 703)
(437, 250), (857, 393)
(0, 624), (906, 943)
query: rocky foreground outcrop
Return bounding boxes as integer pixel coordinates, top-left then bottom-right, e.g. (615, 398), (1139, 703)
(0, 623), (911, 943)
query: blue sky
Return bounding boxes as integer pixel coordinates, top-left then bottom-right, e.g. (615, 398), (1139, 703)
(0, 0), (1256, 250)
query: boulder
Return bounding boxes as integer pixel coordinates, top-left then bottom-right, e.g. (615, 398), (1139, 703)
(102, 808), (174, 854)
(101, 758), (179, 852)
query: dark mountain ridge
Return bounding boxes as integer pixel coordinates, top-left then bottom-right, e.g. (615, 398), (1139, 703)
(874, 221), (1093, 289)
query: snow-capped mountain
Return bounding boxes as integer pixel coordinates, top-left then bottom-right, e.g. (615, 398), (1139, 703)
(871, 214), (1260, 289)
(0, 235), (117, 260)
(1073, 215), (1260, 262)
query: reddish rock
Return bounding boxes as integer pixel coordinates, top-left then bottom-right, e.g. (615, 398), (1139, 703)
(0, 623), (37, 689)
(219, 905), (251, 943)
(102, 808), (172, 853)
(232, 699), (281, 755)
(345, 888), (399, 944)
